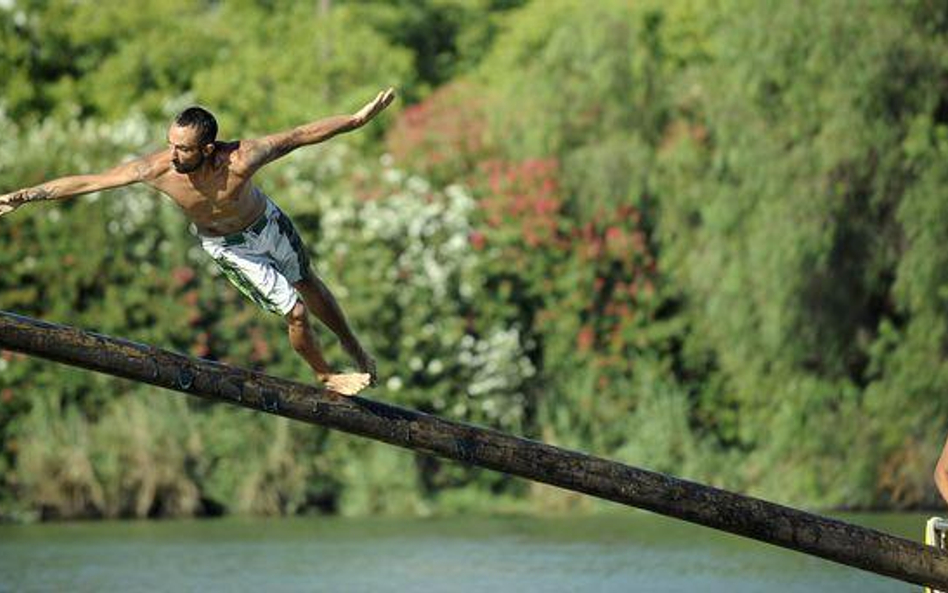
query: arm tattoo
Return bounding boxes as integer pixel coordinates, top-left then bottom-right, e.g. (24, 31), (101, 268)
(247, 143), (274, 166)
(133, 162), (152, 181)
(247, 138), (295, 169)
(244, 117), (358, 171)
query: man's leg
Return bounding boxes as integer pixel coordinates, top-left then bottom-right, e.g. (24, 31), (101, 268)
(292, 273), (377, 383)
(285, 300), (369, 395)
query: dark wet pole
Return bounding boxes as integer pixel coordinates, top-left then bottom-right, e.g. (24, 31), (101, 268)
(1, 309), (946, 589)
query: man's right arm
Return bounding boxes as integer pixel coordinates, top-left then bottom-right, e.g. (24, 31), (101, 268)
(0, 154), (161, 218)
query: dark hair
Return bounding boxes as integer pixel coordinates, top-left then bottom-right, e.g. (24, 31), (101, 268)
(174, 106), (218, 146)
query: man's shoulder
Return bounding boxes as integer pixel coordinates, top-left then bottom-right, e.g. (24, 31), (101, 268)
(224, 139), (262, 177)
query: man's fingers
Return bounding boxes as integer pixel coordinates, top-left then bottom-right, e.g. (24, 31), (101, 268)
(373, 88), (395, 108)
(0, 197), (18, 217)
(370, 90), (394, 117)
(354, 88), (396, 124)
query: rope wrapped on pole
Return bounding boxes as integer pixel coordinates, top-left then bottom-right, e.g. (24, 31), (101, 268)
(0, 309), (946, 588)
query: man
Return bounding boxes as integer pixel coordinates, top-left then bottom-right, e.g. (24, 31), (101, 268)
(0, 88), (396, 395)
(936, 434), (948, 507)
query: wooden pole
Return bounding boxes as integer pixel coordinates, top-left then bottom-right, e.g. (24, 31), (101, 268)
(1, 309), (946, 588)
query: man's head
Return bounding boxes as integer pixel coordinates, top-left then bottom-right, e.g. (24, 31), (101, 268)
(168, 106), (218, 173)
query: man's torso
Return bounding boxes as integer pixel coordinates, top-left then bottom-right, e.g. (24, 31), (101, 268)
(147, 141), (267, 236)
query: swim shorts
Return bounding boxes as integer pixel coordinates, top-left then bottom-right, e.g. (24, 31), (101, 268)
(195, 194), (312, 316)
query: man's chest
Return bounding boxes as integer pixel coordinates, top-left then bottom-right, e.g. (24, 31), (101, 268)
(156, 172), (249, 212)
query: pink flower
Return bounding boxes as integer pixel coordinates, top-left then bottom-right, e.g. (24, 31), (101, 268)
(470, 231), (486, 251)
(172, 266), (196, 287)
(577, 326), (595, 352)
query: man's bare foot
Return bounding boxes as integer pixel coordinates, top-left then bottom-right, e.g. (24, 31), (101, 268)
(318, 372), (371, 396)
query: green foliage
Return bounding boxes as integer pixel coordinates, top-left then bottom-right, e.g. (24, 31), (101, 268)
(649, 0), (948, 506)
(1, 0), (413, 131)
(191, 2), (413, 134)
(4, 0), (948, 520)
(346, 0), (527, 92)
(467, 0), (700, 480)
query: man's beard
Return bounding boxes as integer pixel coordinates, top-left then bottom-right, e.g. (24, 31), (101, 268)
(172, 154), (205, 174)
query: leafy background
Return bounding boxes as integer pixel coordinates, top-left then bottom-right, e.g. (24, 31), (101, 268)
(2, 0), (948, 520)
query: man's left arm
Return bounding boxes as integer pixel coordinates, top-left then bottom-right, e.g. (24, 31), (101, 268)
(237, 88), (396, 176)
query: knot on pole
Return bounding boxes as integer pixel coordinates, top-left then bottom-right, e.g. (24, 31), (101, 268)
(175, 367), (195, 390)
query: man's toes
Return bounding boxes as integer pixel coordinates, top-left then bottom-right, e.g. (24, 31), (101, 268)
(350, 373), (370, 390)
(324, 373), (371, 396)
(336, 384), (358, 396)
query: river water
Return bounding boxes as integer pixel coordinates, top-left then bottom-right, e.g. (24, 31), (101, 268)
(0, 511), (930, 592)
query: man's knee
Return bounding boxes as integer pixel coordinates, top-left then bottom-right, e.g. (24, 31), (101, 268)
(285, 300), (309, 327)
(292, 271), (322, 295)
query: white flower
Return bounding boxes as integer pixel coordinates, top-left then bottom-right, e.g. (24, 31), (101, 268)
(383, 168), (404, 185)
(406, 175), (430, 194)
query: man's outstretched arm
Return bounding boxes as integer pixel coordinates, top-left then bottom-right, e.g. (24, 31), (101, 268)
(0, 153), (161, 218)
(238, 88), (396, 175)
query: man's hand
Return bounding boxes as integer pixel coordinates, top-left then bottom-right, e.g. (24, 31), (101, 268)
(0, 188), (49, 218)
(353, 88), (396, 127)
(0, 194), (19, 217)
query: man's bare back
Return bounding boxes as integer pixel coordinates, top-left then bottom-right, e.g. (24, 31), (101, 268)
(0, 88), (396, 396)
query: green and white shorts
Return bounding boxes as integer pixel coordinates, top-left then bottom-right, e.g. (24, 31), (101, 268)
(196, 198), (312, 316)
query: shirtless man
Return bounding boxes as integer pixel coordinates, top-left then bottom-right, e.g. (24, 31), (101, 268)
(0, 88), (396, 395)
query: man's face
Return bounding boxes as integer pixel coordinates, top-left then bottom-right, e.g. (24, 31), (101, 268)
(167, 125), (209, 174)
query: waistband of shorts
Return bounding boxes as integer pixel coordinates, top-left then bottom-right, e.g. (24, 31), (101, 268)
(196, 199), (278, 246)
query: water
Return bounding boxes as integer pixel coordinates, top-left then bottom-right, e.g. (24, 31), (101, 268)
(0, 511), (927, 592)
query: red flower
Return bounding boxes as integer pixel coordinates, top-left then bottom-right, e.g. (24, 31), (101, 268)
(470, 231), (486, 251)
(577, 325), (595, 352)
(172, 266), (196, 288)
